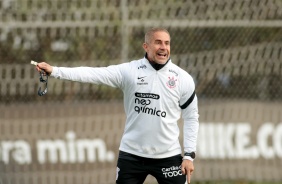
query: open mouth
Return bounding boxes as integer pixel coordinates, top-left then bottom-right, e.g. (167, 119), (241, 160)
(157, 53), (167, 58)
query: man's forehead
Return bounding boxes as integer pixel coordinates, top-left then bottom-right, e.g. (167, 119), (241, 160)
(152, 31), (170, 41)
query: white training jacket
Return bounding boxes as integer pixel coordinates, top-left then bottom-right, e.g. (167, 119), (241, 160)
(51, 57), (199, 160)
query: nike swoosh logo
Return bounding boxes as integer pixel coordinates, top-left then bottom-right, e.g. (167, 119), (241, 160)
(137, 76), (147, 79)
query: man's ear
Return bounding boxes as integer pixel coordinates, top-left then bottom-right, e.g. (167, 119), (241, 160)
(142, 43), (148, 52)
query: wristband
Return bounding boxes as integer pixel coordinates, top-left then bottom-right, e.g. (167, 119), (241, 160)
(184, 152), (196, 159)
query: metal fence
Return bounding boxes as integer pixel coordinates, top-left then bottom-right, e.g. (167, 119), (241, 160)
(0, 0), (282, 183)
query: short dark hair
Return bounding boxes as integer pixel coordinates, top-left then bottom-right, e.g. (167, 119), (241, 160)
(145, 27), (170, 43)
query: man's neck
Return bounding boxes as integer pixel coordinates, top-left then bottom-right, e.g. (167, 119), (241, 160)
(145, 53), (169, 71)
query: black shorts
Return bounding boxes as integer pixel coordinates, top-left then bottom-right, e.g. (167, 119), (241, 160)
(116, 151), (186, 184)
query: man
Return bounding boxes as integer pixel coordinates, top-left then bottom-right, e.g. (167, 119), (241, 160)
(35, 27), (199, 184)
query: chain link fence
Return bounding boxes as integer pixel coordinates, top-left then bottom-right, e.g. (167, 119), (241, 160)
(0, 0), (282, 184)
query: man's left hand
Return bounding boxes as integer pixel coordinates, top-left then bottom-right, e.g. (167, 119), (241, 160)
(181, 159), (194, 184)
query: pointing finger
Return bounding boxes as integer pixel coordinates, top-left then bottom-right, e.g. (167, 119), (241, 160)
(187, 169), (191, 184)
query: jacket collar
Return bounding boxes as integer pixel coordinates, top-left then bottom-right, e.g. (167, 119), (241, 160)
(144, 53), (170, 71)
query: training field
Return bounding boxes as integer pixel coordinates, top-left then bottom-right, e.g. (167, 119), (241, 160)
(0, 0), (281, 184)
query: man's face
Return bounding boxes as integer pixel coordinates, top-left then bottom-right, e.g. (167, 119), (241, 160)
(143, 31), (170, 64)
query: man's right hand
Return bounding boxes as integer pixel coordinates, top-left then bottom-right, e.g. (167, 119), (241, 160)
(36, 62), (53, 75)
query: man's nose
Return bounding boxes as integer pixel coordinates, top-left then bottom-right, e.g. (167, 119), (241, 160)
(160, 42), (167, 49)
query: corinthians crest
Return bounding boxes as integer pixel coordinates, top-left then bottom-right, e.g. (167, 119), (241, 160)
(166, 76), (177, 88)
